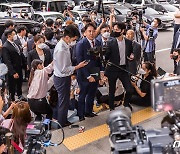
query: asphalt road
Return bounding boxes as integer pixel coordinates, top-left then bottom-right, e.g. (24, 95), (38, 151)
(155, 28), (174, 73)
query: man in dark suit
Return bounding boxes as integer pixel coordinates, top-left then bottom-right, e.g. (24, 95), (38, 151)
(96, 23), (111, 46)
(172, 48), (180, 75)
(14, 25), (28, 81)
(2, 29), (24, 101)
(76, 23), (102, 121)
(105, 22), (134, 111)
(126, 29), (141, 74)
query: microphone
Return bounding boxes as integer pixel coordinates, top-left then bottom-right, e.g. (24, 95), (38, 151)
(90, 73), (99, 76)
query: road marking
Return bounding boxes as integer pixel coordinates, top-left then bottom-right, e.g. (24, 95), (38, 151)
(156, 48), (171, 53)
(63, 107), (163, 151)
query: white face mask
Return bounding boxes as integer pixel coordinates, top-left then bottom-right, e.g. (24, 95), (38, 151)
(138, 68), (146, 75)
(151, 22), (155, 27)
(37, 43), (47, 49)
(69, 40), (76, 47)
(92, 15), (97, 20)
(102, 32), (110, 39)
(13, 35), (17, 41)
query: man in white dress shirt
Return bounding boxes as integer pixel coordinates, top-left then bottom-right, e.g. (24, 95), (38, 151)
(53, 25), (87, 127)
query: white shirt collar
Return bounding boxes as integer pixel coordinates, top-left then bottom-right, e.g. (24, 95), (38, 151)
(61, 38), (69, 49)
(86, 37), (95, 47)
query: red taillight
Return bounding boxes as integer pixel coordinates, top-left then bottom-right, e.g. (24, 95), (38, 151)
(48, 7), (50, 11)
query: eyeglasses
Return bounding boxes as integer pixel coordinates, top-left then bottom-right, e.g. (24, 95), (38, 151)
(103, 30), (110, 32)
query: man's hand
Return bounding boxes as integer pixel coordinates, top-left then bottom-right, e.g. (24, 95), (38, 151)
(127, 53), (134, 61)
(75, 61), (88, 70)
(88, 76), (96, 82)
(13, 73), (19, 79)
(140, 27), (145, 32)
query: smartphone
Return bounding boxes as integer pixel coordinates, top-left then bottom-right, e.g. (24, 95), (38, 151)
(85, 60), (90, 63)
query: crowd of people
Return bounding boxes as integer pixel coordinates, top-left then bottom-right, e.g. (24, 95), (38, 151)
(0, 5), (179, 152)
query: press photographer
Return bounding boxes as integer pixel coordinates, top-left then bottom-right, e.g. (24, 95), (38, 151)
(140, 18), (161, 63)
(130, 62), (157, 107)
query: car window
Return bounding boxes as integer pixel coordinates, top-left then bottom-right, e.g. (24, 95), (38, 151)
(31, 1), (41, 11)
(49, 2), (56, 11)
(155, 5), (165, 12)
(12, 7), (32, 13)
(51, 1), (68, 13)
(36, 14), (44, 23)
(163, 5), (178, 12)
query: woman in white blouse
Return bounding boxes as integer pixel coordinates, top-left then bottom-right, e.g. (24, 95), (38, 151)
(27, 59), (53, 121)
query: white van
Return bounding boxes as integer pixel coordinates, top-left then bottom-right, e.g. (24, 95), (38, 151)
(0, 2), (34, 18)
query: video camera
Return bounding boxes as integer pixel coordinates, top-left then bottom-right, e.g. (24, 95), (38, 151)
(107, 76), (180, 154)
(24, 120), (51, 154)
(126, 6), (147, 30)
(87, 46), (107, 67)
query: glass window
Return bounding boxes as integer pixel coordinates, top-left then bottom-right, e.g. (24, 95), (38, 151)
(163, 5), (178, 12)
(12, 7), (32, 13)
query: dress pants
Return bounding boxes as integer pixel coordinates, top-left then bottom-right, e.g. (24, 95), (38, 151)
(107, 69), (133, 110)
(54, 75), (71, 127)
(8, 71), (23, 101)
(77, 79), (98, 118)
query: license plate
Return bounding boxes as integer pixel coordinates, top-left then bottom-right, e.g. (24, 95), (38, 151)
(166, 24), (172, 27)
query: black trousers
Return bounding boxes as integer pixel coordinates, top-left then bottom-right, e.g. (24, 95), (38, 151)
(96, 90), (123, 105)
(107, 69), (133, 110)
(28, 97), (53, 121)
(8, 72), (23, 101)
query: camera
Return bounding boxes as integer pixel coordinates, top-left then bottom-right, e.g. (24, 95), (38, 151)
(149, 28), (154, 39)
(151, 76), (180, 112)
(131, 76), (138, 82)
(107, 76), (180, 154)
(24, 120), (52, 154)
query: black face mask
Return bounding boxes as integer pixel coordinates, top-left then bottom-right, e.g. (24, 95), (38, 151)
(111, 31), (122, 37)
(172, 55), (178, 60)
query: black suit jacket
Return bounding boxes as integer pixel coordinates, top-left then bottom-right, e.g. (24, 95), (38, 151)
(2, 40), (23, 76)
(105, 37), (133, 74)
(132, 40), (141, 61)
(27, 48), (52, 70)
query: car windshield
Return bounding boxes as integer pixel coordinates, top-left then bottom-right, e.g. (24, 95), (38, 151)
(116, 7), (130, 15)
(12, 7), (32, 13)
(145, 7), (159, 15)
(163, 5), (178, 12)
(51, 1), (68, 13)
(44, 14), (64, 21)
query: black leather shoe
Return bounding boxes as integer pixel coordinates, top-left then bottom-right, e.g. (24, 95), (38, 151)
(64, 121), (72, 127)
(79, 117), (85, 121)
(85, 113), (97, 117)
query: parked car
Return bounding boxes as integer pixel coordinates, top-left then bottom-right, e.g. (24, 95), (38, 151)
(0, 2), (34, 18)
(29, 0), (74, 13)
(0, 17), (37, 37)
(143, 7), (174, 29)
(146, 3), (178, 17)
(31, 11), (65, 23)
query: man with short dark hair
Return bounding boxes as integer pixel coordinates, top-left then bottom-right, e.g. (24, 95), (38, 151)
(105, 22), (134, 111)
(172, 48), (180, 75)
(76, 23), (102, 121)
(140, 18), (161, 63)
(15, 25), (28, 81)
(46, 18), (54, 29)
(53, 25), (88, 127)
(2, 29), (24, 101)
(1, 20), (14, 44)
